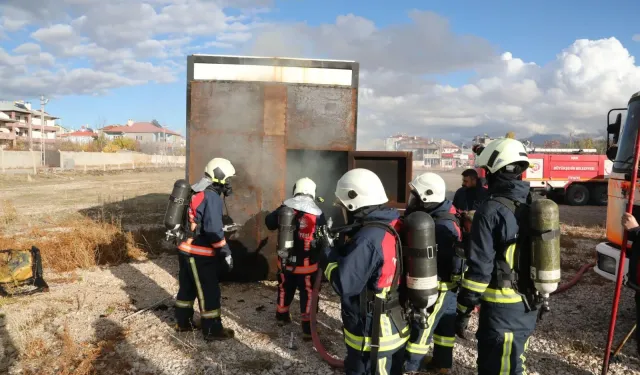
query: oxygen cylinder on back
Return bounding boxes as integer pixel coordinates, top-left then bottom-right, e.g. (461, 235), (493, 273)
(164, 179), (192, 240)
(403, 211), (439, 312)
(530, 198), (561, 297)
(277, 206), (296, 266)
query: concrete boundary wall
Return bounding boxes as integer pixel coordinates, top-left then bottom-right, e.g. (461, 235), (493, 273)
(0, 150), (184, 172)
(58, 151), (185, 170)
(0, 150), (42, 172)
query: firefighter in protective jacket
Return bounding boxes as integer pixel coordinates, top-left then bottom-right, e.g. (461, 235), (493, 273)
(403, 172), (462, 374)
(456, 138), (536, 374)
(318, 168), (408, 375)
(265, 177), (327, 340)
(174, 158), (235, 341)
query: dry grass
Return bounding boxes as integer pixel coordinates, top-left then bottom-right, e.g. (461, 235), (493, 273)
(0, 216), (148, 273)
(561, 223), (606, 240)
(20, 322), (134, 375)
(1, 200), (17, 225)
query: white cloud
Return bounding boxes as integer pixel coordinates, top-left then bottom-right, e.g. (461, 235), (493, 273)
(245, 13), (640, 145)
(0, 0), (269, 99)
(0, 2), (637, 146)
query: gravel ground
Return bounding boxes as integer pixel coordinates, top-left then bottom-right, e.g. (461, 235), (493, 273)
(0, 237), (638, 375)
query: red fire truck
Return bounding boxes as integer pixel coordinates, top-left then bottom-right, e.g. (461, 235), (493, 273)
(475, 146), (612, 206)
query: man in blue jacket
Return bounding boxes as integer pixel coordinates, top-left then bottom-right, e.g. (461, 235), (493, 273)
(174, 158), (235, 341)
(403, 172), (462, 374)
(265, 177), (327, 340)
(456, 138), (536, 374)
(318, 168), (408, 375)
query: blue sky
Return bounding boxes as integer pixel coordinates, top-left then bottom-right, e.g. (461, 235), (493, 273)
(2, 0), (640, 143)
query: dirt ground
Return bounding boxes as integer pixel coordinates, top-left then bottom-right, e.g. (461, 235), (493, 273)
(0, 168), (631, 375)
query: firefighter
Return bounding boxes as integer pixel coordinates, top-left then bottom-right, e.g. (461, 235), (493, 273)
(265, 177), (327, 340)
(456, 138), (535, 374)
(621, 212), (640, 356)
(174, 157), (235, 341)
(318, 168), (408, 375)
(453, 168), (489, 212)
(403, 172), (462, 374)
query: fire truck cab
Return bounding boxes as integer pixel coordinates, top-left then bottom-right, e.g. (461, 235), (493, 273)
(594, 92), (638, 282)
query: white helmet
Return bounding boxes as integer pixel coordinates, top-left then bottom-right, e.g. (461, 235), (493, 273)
(335, 168), (388, 212)
(293, 177), (316, 199)
(476, 138), (530, 174)
(204, 158), (236, 184)
(409, 172), (446, 203)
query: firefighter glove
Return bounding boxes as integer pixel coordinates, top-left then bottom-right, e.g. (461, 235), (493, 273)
(455, 305), (472, 339)
(224, 255), (233, 270)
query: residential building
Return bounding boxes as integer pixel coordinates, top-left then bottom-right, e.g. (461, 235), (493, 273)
(0, 100), (60, 147)
(100, 120), (184, 146)
(58, 126), (98, 144)
(385, 134), (463, 169)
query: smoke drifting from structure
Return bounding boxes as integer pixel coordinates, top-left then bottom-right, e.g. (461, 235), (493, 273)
(285, 149), (349, 226)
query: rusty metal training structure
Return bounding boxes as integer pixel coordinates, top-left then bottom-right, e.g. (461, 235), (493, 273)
(186, 55), (412, 281)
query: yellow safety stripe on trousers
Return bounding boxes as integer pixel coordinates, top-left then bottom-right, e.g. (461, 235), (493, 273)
(433, 334), (455, 348)
(457, 303), (472, 313)
(481, 287), (524, 304)
(460, 277), (489, 294)
(189, 257), (206, 312)
(379, 357), (388, 375)
(499, 332), (514, 375)
(343, 325), (410, 352)
(201, 309), (221, 319)
(438, 281), (456, 292)
(521, 336), (530, 374)
(324, 262), (338, 281)
(406, 291), (447, 355)
(175, 300), (194, 308)
(377, 287), (394, 337)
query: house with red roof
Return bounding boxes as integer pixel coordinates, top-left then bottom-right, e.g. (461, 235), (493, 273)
(100, 120), (184, 146)
(58, 126), (98, 144)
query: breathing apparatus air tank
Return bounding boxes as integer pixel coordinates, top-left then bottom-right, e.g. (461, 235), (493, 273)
(277, 206), (296, 269)
(403, 210), (438, 328)
(530, 198), (561, 312)
(164, 179), (192, 242)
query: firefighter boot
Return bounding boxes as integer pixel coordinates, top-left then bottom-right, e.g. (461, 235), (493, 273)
(203, 327), (235, 341)
(276, 311), (292, 325)
(301, 321), (317, 342)
(175, 318), (200, 332)
(421, 357), (450, 374)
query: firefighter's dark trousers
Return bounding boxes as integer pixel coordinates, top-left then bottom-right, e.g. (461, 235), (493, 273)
(175, 252), (224, 336)
(475, 300), (537, 375)
(405, 287), (457, 371)
(345, 345), (406, 375)
(276, 269), (317, 334)
(343, 308), (410, 375)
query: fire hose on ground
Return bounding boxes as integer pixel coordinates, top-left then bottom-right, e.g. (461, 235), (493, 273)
(309, 261), (597, 368)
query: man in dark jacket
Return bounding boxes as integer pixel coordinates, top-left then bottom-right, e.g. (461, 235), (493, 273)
(319, 168), (408, 375)
(453, 169), (489, 212)
(622, 212), (640, 356)
(265, 177), (327, 340)
(456, 138), (537, 374)
(403, 172), (462, 374)
(175, 157), (235, 341)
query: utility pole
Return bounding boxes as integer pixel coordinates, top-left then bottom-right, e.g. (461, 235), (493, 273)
(40, 95), (49, 167)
